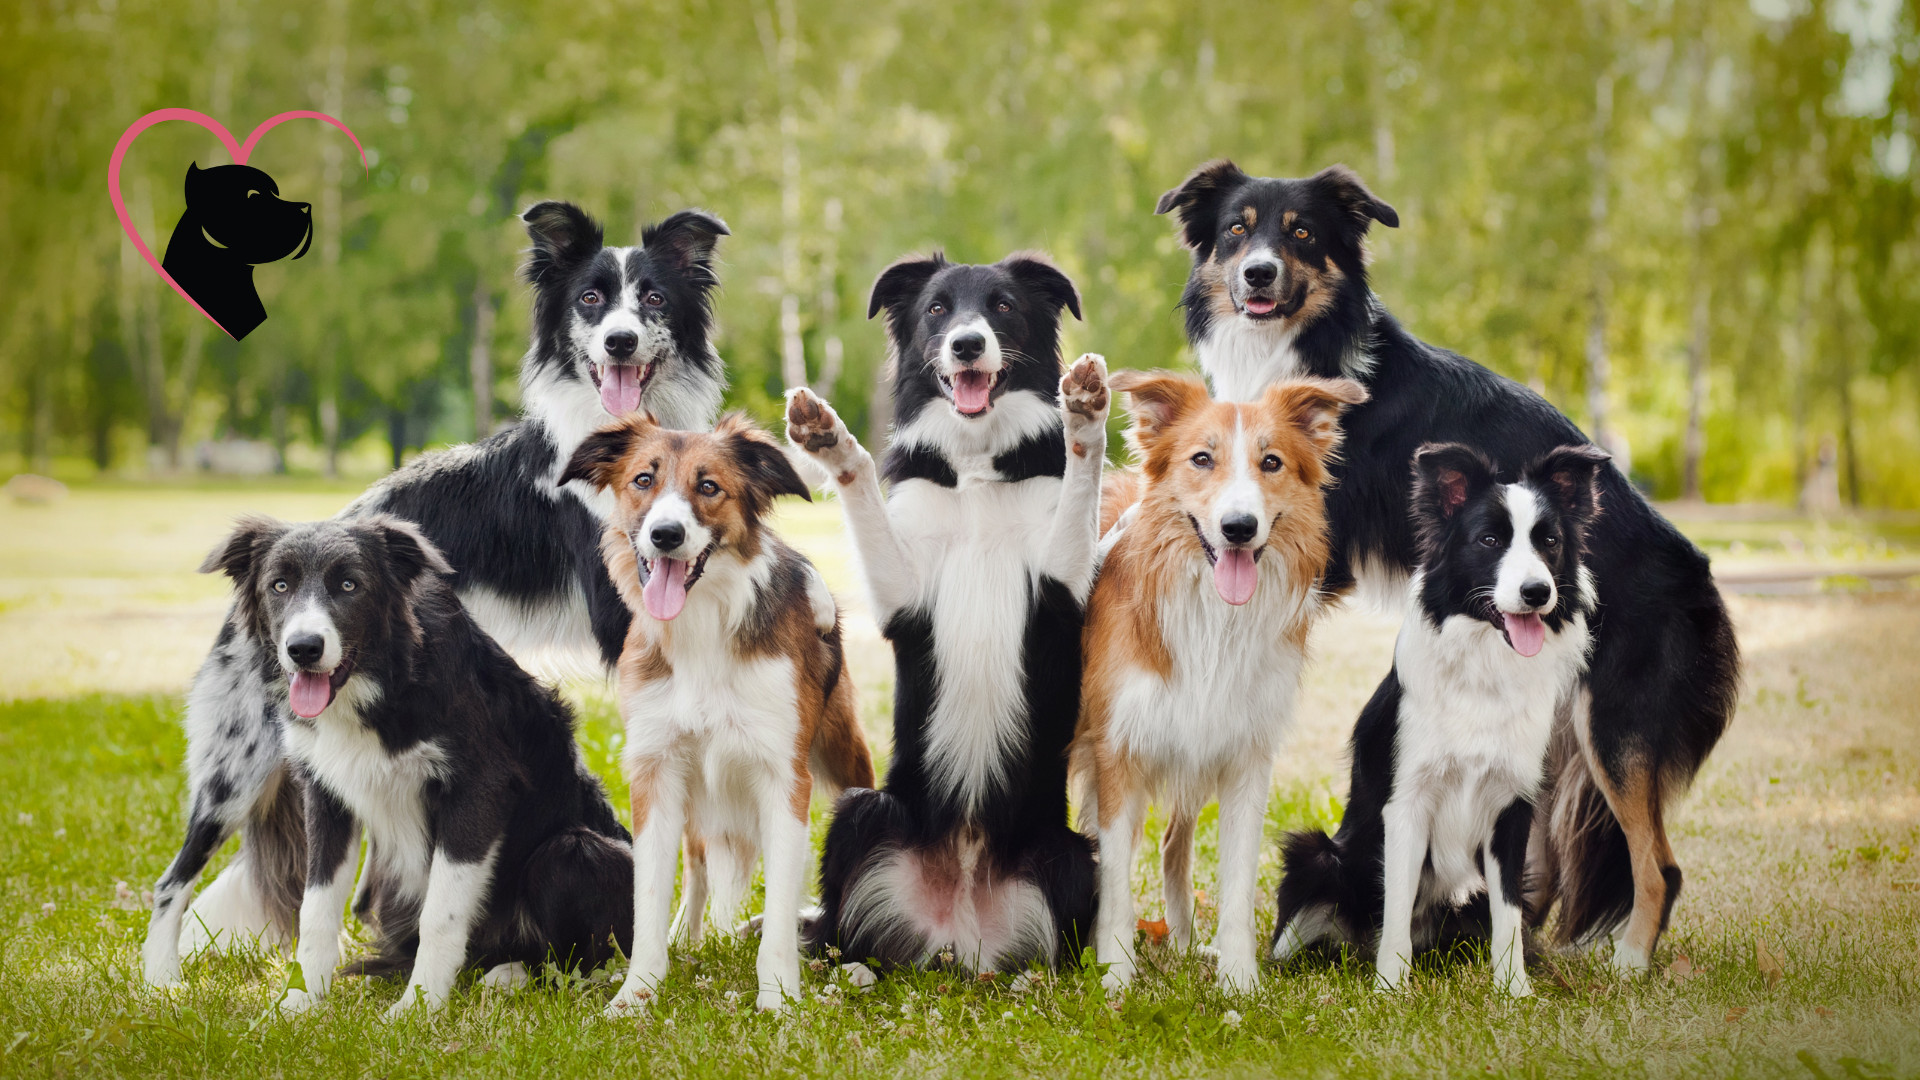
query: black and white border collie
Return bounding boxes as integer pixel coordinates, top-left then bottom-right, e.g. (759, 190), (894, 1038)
(142, 202), (727, 987)
(199, 515), (633, 1018)
(784, 252), (1109, 971)
(1156, 160), (1740, 972)
(1271, 443), (1608, 997)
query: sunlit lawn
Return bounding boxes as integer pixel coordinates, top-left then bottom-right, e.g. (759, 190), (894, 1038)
(0, 482), (1916, 1077)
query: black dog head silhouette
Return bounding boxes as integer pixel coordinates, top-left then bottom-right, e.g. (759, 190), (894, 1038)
(160, 163), (313, 340)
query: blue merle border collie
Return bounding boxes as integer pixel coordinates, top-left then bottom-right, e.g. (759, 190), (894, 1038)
(1155, 159), (1740, 972)
(783, 251), (1109, 971)
(197, 515), (633, 1018)
(141, 201), (727, 987)
(1270, 443), (1608, 997)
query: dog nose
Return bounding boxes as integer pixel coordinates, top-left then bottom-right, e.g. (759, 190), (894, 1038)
(650, 521), (686, 552)
(1520, 582), (1552, 608)
(605, 330), (639, 359)
(1242, 261), (1278, 289)
(1221, 513), (1259, 546)
(286, 634), (325, 668)
(949, 332), (985, 362)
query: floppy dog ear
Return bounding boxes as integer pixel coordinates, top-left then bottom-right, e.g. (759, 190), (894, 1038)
(643, 209), (730, 274)
(367, 516), (455, 584)
(999, 252), (1083, 321)
(521, 201), (605, 287)
(1309, 164), (1399, 232)
(1265, 377), (1370, 462)
(1412, 443), (1494, 526)
(200, 515), (291, 582)
(1526, 444), (1611, 526)
(867, 252), (948, 325)
(560, 416), (652, 490)
(718, 412), (813, 509)
(1155, 159), (1251, 254)
(1111, 369), (1209, 454)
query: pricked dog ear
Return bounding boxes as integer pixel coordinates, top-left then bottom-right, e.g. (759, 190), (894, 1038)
(1412, 443), (1495, 522)
(866, 252), (948, 323)
(643, 209), (730, 273)
(999, 252), (1083, 321)
(521, 201), (606, 287)
(363, 515), (455, 584)
(1155, 159), (1251, 253)
(1264, 377), (1370, 459)
(1112, 369), (1209, 451)
(1309, 164), (1399, 232)
(560, 416), (653, 490)
(718, 412), (813, 509)
(199, 515), (290, 581)
(184, 162), (208, 206)
(1527, 444), (1611, 524)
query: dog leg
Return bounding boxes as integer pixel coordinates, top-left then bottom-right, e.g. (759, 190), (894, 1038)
(384, 842), (501, 1019)
(754, 779), (810, 1013)
(1094, 791), (1146, 992)
(785, 388), (917, 619)
(670, 831), (708, 945)
(1160, 806), (1198, 950)
(1209, 760), (1270, 993)
(705, 834), (756, 938)
(1044, 355), (1110, 596)
(1375, 795), (1429, 992)
(606, 765), (686, 1017)
(1487, 800), (1535, 997)
(279, 785), (358, 1014)
(1586, 756), (1678, 976)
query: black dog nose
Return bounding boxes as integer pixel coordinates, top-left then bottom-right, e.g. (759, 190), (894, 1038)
(1242, 261), (1278, 289)
(650, 521), (686, 552)
(1221, 513), (1259, 546)
(286, 634), (325, 667)
(1520, 582), (1552, 608)
(949, 332), (985, 362)
(605, 330), (639, 359)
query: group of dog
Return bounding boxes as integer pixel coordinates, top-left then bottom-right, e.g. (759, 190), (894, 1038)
(136, 160), (1739, 1018)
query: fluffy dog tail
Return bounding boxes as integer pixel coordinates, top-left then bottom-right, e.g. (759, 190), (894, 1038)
(245, 763), (309, 941)
(810, 626), (875, 798)
(1270, 828), (1364, 960)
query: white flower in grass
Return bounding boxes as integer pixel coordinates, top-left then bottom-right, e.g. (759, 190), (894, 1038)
(840, 962), (877, 989)
(1222, 1009), (1243, 1027)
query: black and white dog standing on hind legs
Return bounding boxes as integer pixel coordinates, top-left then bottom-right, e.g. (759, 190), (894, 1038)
(199, 515), (633, 1018)
(141, 201), (728, 987)
(1154, 159), (1740, 973)
(1271, 443), (1609, 996)
(784, 251), (1109, 971)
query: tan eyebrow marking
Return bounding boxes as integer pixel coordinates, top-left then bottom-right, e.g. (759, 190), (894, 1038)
(1283, 210), (1298, 229)
(1242, 206), (1258, 227)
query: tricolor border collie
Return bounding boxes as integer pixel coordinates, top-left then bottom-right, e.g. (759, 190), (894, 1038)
(785, 251), (1109, 972)
(559, 412), (874, 1014)
(1271, 443), (1608, 997)
(1072, 370), (1366, 993)
(199, 515), (633, 1018)
(143, 201), (728, 987)
(1156, 160), (1739, 971)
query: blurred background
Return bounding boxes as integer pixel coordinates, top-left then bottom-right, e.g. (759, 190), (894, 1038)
(2, 0), (1916, 506)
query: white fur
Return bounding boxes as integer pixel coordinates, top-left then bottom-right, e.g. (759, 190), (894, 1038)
(175, 852), (286, 958)
(934, 313), (1006, 378)
(638, 492), (713, 561)
(385, 842), (501, 1018)
(1493, 486), (1555, 614)
(279, 595), (343, 673)
(1196, 318), (1306, 403)
(839, 839), (1058, 970)
(457, 582), (603, 679)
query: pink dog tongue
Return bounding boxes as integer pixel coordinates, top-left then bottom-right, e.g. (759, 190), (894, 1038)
(643, 557), (690, 621)
(1504, 612), (1546, 657)
(600, 364), (644, 416)
(1213, 549), (1258, 605)
(951, 370), (992, 415)
(289, 670), (334, 719)
(1245, 297), (1277, 315)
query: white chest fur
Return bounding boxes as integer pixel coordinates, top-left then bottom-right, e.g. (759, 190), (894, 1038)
(1196, 319), (1307, 404)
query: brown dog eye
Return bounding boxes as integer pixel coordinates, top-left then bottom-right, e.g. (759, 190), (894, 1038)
(996, 300), (1012, 313)
(928, 302), (946, 316)
(1261, 454), (1283, 472)
(698, 479), (720, 497)
(645, 291), (665, 307)
(1191, 452), (1214, 469)
(1294, 227), (1311, 241)
(1228, 223), (1246, 236)
(634, 472), (652, 489)
(581, 290), (602, 305)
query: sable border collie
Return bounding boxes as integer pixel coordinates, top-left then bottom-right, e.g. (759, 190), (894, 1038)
(559, 412), (874, 1014)
(198, 515), (634, 1018)
(142, 201), (728, 988)
(1071, 370), (1366, 993)
(1156, 160), (1740, 971)
(784, 251), (1109, 972)
(1271, 443), (1609, 997)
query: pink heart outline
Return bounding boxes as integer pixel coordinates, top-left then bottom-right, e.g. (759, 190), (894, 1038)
(108, 108), (369, 339)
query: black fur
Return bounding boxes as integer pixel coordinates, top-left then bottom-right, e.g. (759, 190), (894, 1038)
(161, 162), (313, 340)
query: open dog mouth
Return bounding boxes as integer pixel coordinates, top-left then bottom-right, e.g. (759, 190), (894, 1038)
(589, 360), (657, 416)
(938, 369), (1004, 417)
(1488, 604), (1548, 657)
(288, 653), (354, 720)
(1188, 514), (1264, 606)
(638, 542), (715, 622)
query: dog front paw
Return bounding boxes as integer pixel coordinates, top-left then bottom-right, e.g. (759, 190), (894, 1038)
(1060, 354), (1110, 452)
(602, 981), (656, 1019)
(276, 987), (320, 1015)
(784, 388), (863, 477)
(381, 983), (443, 1021)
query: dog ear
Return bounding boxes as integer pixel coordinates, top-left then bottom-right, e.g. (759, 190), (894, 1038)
(999, 252), (1083, 321)
(1526, 444), (1611, 525)
(560, 416), (652, 490)
(184, 162), (208, 205)
(1111, 369), (1209, 454)
(867, 252), (949, 336)
(718, 412), (813, 510)
(643, 209), (730, 274)
(366, 516), (455, 585)
(199, 515), (290, 582)
(1155, 159), (1251, 255)
(1309, 164), (1399, 232)
(521, 201), (605, 287)
(1265, 377), (1370, 462)
(1412, 443), (1494, 526)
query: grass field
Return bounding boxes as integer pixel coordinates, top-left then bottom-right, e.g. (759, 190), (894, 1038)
(1, 483), (1917, 1078)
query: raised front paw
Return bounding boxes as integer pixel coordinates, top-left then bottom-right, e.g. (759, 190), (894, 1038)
(1060, 353), (1110, 450)
(784, 387), (862, 476)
